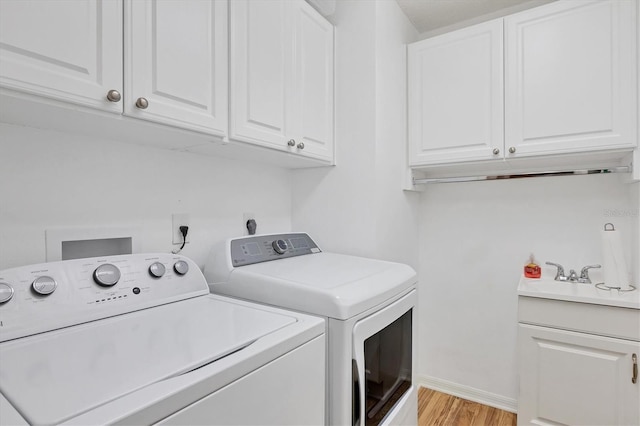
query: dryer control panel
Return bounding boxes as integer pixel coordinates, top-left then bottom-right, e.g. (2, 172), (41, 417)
(230, 233), (321, 267)
(0, 253), (209, 342)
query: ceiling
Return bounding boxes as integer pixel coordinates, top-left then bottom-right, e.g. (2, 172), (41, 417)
(395, 0), (555, 34)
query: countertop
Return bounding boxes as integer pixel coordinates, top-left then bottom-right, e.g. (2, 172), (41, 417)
(518, 275), (640, 310)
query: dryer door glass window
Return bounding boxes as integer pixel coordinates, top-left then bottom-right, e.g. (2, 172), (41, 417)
(363, 309), (412, 425)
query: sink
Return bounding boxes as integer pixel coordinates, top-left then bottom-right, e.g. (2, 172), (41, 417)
(518, 275), (639, 309)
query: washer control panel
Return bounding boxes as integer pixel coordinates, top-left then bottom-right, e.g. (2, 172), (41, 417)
(230, 233), (321, 267)
(0, 253), (209, 342)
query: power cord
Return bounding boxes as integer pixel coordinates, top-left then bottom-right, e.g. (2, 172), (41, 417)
(172, 226), (189, 254)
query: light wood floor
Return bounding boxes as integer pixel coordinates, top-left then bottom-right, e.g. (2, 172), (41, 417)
(418, 387), (517, 426)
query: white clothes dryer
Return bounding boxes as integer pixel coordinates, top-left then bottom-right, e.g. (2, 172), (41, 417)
(204, 233), (418, 426)
(0, 253), (325, 425)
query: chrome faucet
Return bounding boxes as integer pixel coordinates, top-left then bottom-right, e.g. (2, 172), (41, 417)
(545, 262), (601, 284)
(578, 265), (601, 284)
(546, 262), (568, 281)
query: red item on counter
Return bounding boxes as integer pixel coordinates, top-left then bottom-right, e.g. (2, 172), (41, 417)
(524, 263), (541, 278)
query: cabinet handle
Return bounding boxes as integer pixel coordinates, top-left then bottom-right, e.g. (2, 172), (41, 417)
(492, 148), (500, 155)
(135, 97), (149, 109)
(297, 142), (305, 150)
(509, 147), (516, 154)
(287, 139), (296, 147)
(633, 353), (638, 384)
(106, 90), (121, 103)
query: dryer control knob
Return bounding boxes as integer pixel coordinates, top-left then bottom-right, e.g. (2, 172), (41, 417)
(93, 264), (121, 287)
(173, 260), (189, 275)
(272, 239), (288, 254)
(32, 276), (57, 295)
(0, 282), (14, 304)
(149, 262), (166, 278)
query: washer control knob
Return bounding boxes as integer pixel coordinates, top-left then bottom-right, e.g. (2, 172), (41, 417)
(0, 282), (14, 304)
(93, 264), (121, 287)
(32, 276), (57, 295)
(173, 260), (189, 275)
(149, 262), (166, 278)
(272, 239), (288, 254)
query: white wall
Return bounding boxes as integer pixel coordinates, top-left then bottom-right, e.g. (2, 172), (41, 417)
(0, 123), (292, 270)
(292, 0), (378, 258)
(292, 0), (420, 268)
(418, 174), (634, 408)
(632, 182), (640, 284)
(373, 0), (421, 268)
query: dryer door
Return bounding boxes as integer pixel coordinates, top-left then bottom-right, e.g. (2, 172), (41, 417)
(352, 290), (417, 426)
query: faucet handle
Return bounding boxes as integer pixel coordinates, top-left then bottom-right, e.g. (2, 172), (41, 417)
(545, 262), (567, 281)
(579, 264), (601, 284)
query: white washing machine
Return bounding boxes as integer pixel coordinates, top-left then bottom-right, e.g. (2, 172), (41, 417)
(0, 253), (325, 425)
(204, 233), (418, 426)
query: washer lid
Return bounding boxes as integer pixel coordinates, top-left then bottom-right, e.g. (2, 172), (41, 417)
(215, 252), (417, 319)
(0, 296), (295, 426)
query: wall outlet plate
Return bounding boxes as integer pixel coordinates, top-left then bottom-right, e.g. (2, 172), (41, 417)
(172, 213), (190, 245)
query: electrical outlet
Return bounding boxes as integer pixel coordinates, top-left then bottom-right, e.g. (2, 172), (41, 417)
(172, 213), (190, 245)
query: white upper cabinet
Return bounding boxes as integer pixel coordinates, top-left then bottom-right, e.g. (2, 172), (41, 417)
(291, 1), (334, 161)
(0, 0), (123, 113)
(229, 0), (289, 147)
(125, 0), (227, 136)
(0, 0), (228, 137)
(408, 20), (503, 166)
(505, 0), (637, 157)
(407, 0), (637, 169)
(230, 0), (334, 163)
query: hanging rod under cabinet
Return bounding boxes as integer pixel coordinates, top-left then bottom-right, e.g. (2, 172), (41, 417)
(412, 165), (632, 185)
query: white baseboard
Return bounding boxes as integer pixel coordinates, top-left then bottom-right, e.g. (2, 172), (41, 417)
(418, 374), (518, 413)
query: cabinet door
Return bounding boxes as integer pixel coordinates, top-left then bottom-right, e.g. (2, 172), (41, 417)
(290, 0), (334, 162)
(407, 20), (504, 166)
(125, 0), (227, 136)
(229, 0), (291, 149)
(0, 0), (123, 113)
(518, 324), (640, 426)
(505, 0), (637, 157)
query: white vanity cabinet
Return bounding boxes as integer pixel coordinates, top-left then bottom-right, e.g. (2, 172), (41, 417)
(518, 296), (640, 426)
(229, 0), (334, 163)
(407, 0), (637, 169)
(0, 0), (228, 137)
